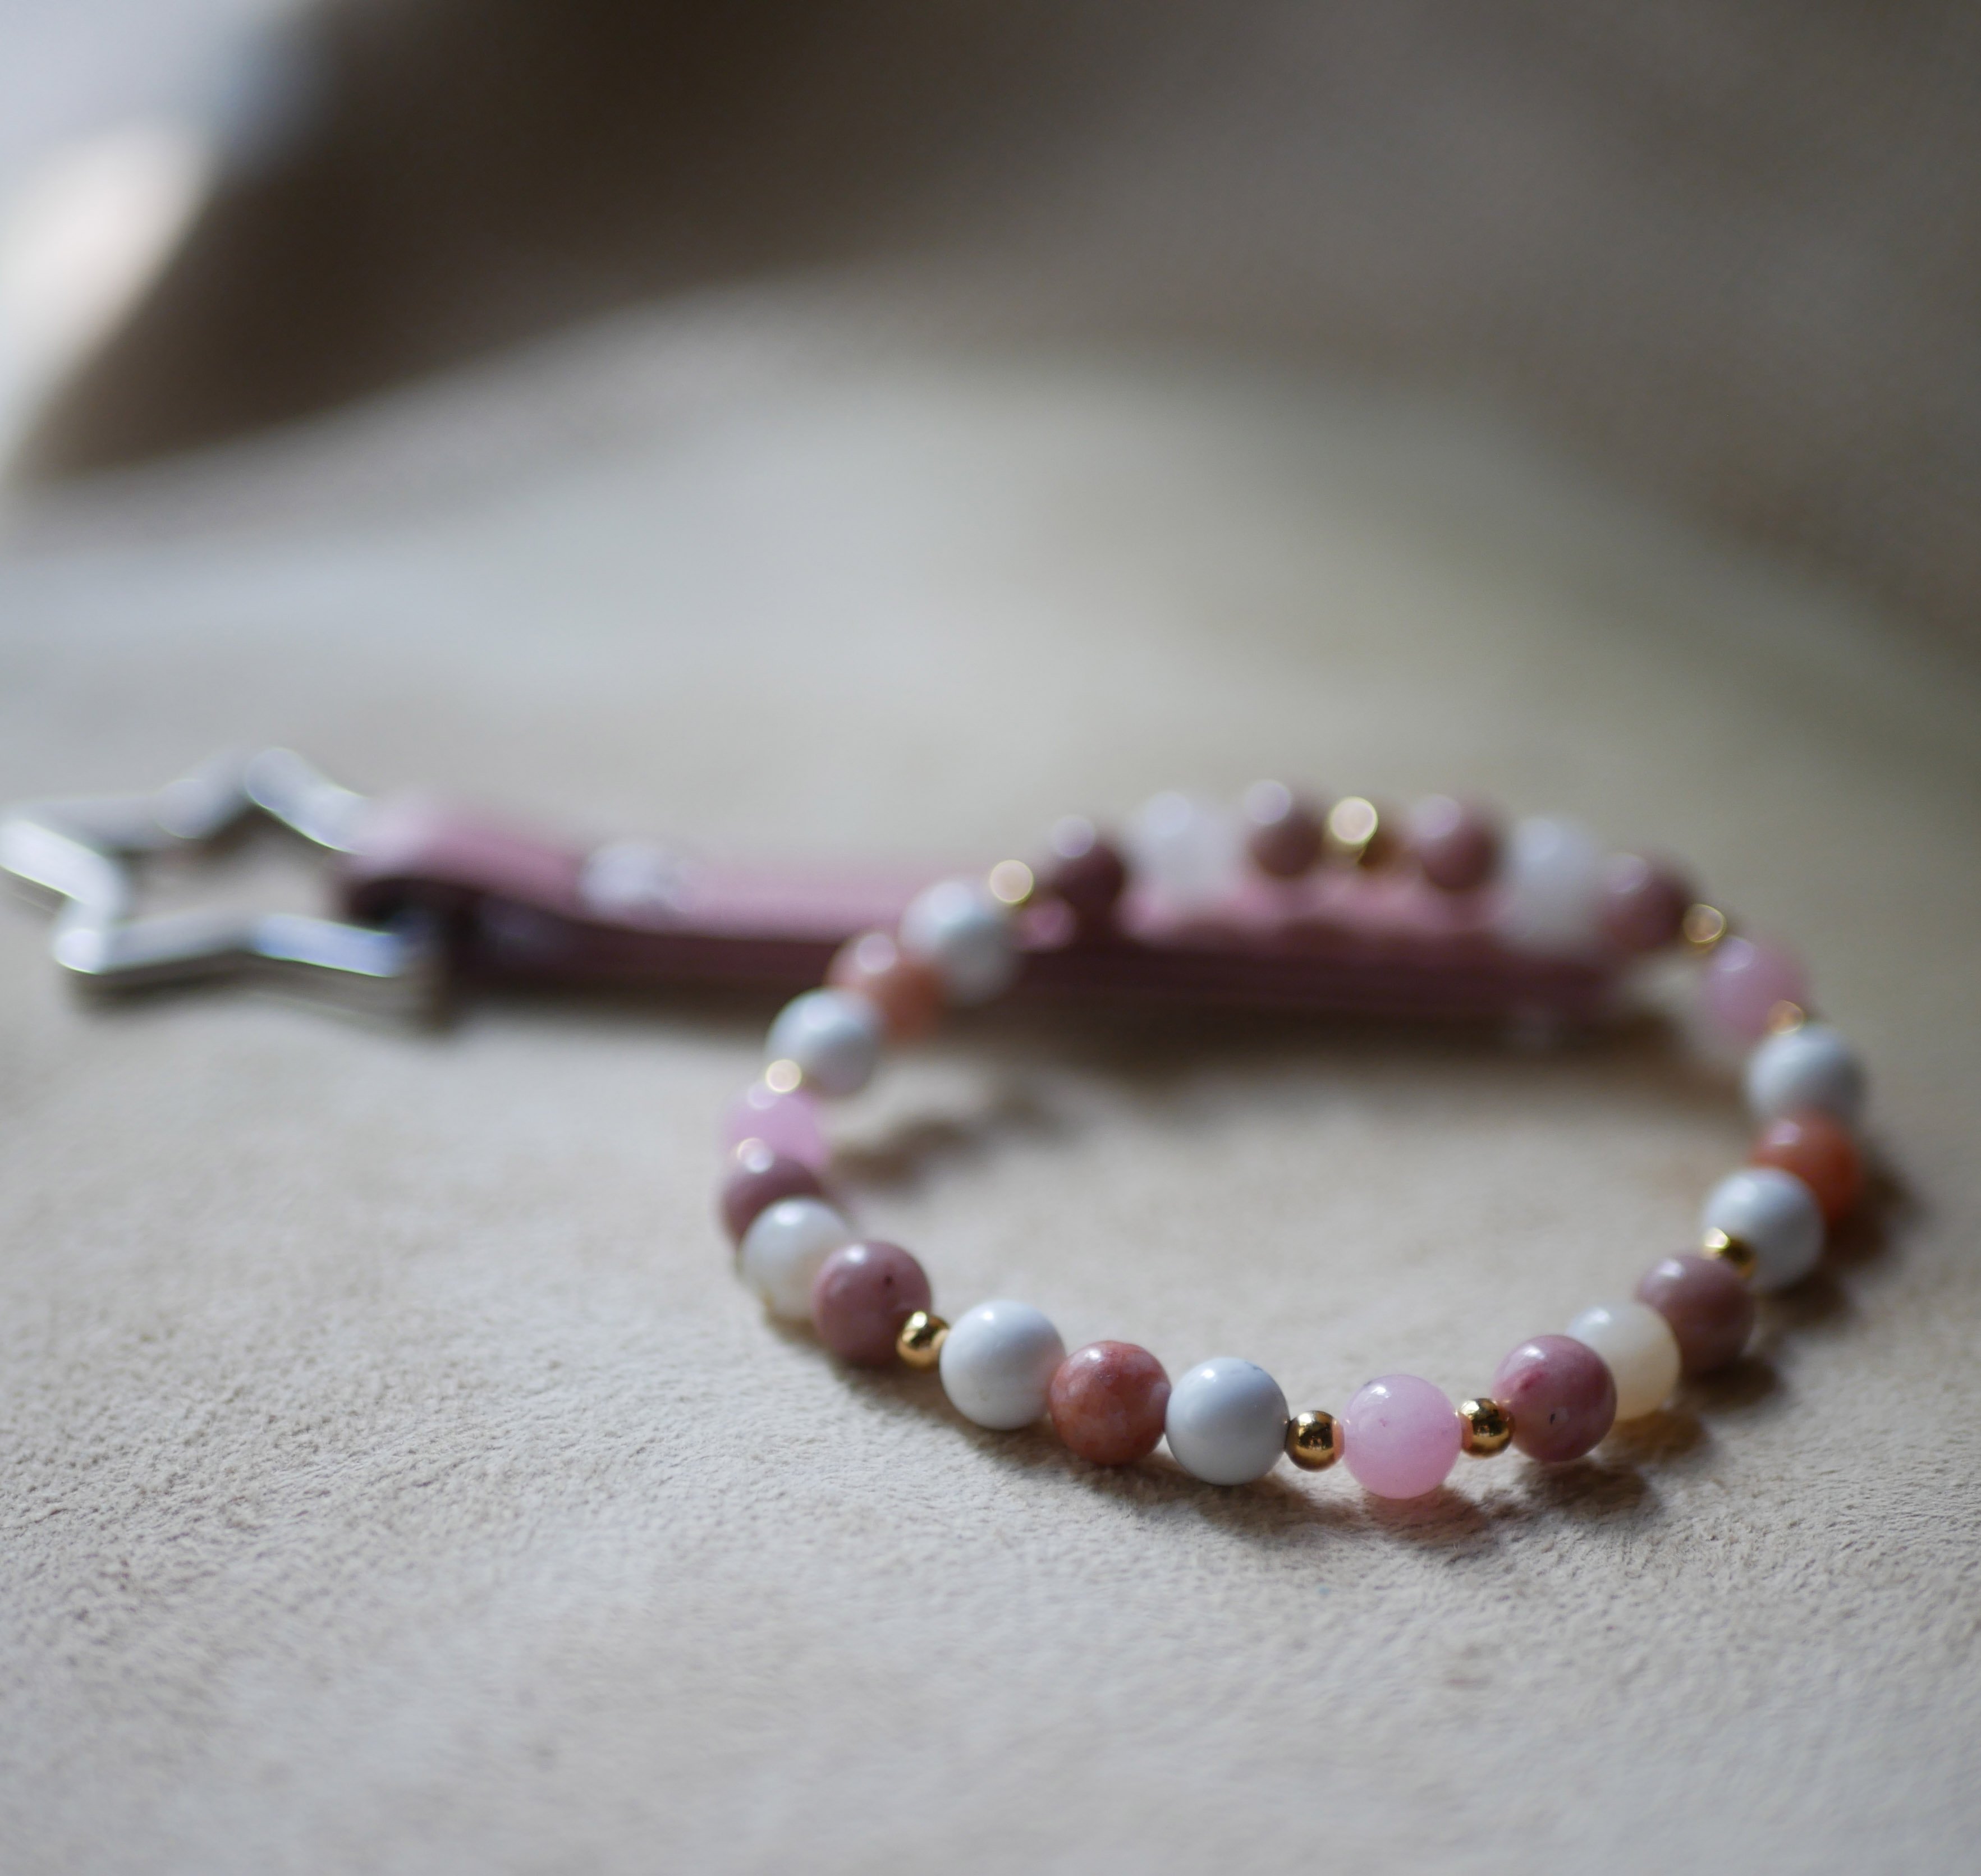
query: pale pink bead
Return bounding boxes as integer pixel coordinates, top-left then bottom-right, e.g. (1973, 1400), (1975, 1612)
(721, 1080), (828, 1169)
(1341, 1373), (1462, 1499)
(1704, 935), (1809, 1042)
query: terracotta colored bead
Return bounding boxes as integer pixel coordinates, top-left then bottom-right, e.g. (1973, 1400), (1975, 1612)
(1491, 1335), (1617, 1462)
(826, 929), (943, 1041)
(1048, 1341), (1172, 1465)
(720, 1142), (826, 1245)
(810, 1241), (932, 1366)
(1041, 818), (1129, 926)
(1407, 795), (1499, 892)
(1635, 1254), (1756, 1375)
(1750, 1109), (1864, 1222)
(1599, 853), (1692, 952)
(1241, 781), (1326, 879)
(1704, 935), (1809, 1041)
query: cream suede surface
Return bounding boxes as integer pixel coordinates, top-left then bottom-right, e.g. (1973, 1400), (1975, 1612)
(2, 313), (1978, 1872)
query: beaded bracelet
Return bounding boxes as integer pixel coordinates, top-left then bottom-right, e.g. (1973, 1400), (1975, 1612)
(716, 787), (1868, 1496)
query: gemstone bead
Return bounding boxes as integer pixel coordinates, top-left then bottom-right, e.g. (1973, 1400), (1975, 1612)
(810, 1240), (933, 1366)
(1491, 1335), (1617, 1462)
(826, 930), (943, 1040)
(719, 1143), (826, 1245)
(1048, 1341), (1172, 1465)
(1566, 1302), (1681, 1420)
(1497, 816), (1606, 953)
(1408, 795), (1499, 893)
(1598, 853), (1692, 952)
(1340, 1374), (1462, 1498)
(1042, 818), (1129, 926)
(765, 988), (883, 1097)
(1241, 781), (1326, 879)
(739, 1196), (855, 1319)
(1750, 1109), (1864, 1222)
(722, 1080), (829, 1170)
(1704, 935), (1809, 1042)
(1164, 1358), (1288, 1484)
(1744, 1022), (1866, 1127)
(1700, 1166), (1825, 1291)
(938, 1300), (1066, 1429)
(899, 879), (1019, 1006)
(1125, 792), (1243, 906)
(1634, 1254), (1756, 1374)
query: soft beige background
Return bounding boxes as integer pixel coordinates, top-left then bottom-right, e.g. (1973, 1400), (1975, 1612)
(2, 304), (1978, 1871)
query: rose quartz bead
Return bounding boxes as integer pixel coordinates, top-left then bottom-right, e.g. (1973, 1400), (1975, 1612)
(1048, 1341), (1172, 1465)
(1407, 796), (1500, 893)
(1599, 853), (1692, 952)
(826, 929), (943, 1041)
(1341, 1373), (1462, 1498)
(1704, 935), (1809, 1042)
(1042, 817), (1129, 926)
(1242, 781), (1326, 879)
(719, 1141), (827, 1245)
(1750, 1109), (1864, 1222)
(810, 1240), (932, 1366)
(721, 1080), (828, 1170)
(1492, 1335), (1617, 1462)
(1634, 1254), (1755, 1375)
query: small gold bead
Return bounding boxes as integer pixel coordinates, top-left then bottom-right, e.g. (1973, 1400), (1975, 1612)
(1681, 902), (1730, 953)
(1285, 1409), (1341, 1470)
(1766, 999), (1808, 1035)
(763, 1057), (803, 1095)
(1324, 796), (1392, 868)
(896, 1310), (950, 1369)
(1459, 1397), (1515, 1456)
(987, 859), (1035, 907)
(1700, 1228), (1759, 1282)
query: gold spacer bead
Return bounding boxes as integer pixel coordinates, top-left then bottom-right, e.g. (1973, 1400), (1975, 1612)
(1459, 1397), (1515, 1456)
(1681, 902), (1730, 953)
(987, 859), (1035, 907)
(1324, 796), (1392, 868)
(1700, 1228), (1759, 1282)
(896, 1310), (950, 1369)
(1766, 999), (1808, 1035)
(1285, 1409), (1341, 1470)
(763, 1057), (804, 1095)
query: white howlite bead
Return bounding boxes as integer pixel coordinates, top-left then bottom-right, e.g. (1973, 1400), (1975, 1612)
(765, 988), (883, 1097)
(898, 879), (1017, 1006)
(1164, 1357), (1288, 1484)
(1744, 1022), (1867, 1128)
(1567, 1301), (1682, 1420)
(1497, 816), (1606, 955)
(1124, 791), (1243, 906)
(939, 1300), (1066, 1429)
(739, 1197), (854, 1319)
(1700, 1166), (1825, 1292)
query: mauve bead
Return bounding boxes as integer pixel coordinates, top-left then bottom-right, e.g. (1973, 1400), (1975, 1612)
(810, 1241), (932, 1366)
(1599, 853), (1692, 952)
(1750, 1110), (1864, 1222)
(1041, 817), (1129, 926)
(1704, 935), (1809, 1042)
(1242, 781), (1326, 879)
(1049, 1341), (1172, 1465)
(1341, 1373), (1462, 1498)
(1635, 1254), (1755, 1375)
(827, 929), (943, 1040)
(1492, 1334), (1617, 1462)
(720, 1143), (826, 1245)
(1408, 795), (1499, 893)
(721, 1080), (829, 1169)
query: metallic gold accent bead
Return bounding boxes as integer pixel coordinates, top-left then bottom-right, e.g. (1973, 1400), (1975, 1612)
(987, 859), (1035, 907)
(1459, 1397), (1514, 1456)
(1766, 999), (1808, 1035)
(1285, 1409), (1341, 1470)
(1324, 796), (1390, 868)
(896, 1310), (950, 1369)
(763, 1057), (804, 1095)
(1700, 1227), (1759, 1282)
(1681, 902), (1730, 953)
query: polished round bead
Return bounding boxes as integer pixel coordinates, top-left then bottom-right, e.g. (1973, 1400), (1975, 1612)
(1566, 1302), (1681, 1420)
(764, 988), (883, 1097)
(1704, 935), (1810, 1042)
(1285, 1409), (1341, 1470)
(1125, 792), (1243, 906)
(1340, 1374), (1462, 1498)
(1041, 818), (1129, 926)
(1750, 1109), (1864, 1222)
(810, 1240), (933, 1366)
(1457, 1397), (1515, 1456)
(1598, 852), (1693, 952)
(896, 1309), (949, 1369)
(1744, 1021), (1866, 1127)
(1491, 1335), (1616, 1462)
(1241, 780), (1326, 879)
(1700, 1165), (1825, 1292)
(938, 1300), (1066, 1430)
(1497, 816), (1606, 954)
(719, 1143), (827, 1245)
(1164, 1358), (1288, 1484)
(1634, 1253), (1756, 1374)
(899, 879), (1019, 1006)
(738, 1196), (855, 1319)
(721, 1080), (829, 1170)
(1048, 1341), (1172, 1465)
(1408, 795), (1499, 892)
(826, 929), (944, 1041)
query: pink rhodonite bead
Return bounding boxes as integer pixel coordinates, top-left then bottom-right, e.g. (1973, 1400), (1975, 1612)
(721, 1080), (828, 1170)
(1492, 1334), (1616, 1462)
(1704, 935), (1809, 1042)
(1341, 1373), (1462, 1499)
(810, 1240), (932, 1366)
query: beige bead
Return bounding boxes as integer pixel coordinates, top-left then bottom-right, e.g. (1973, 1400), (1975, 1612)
(1566, 1301), (1682, 1420)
